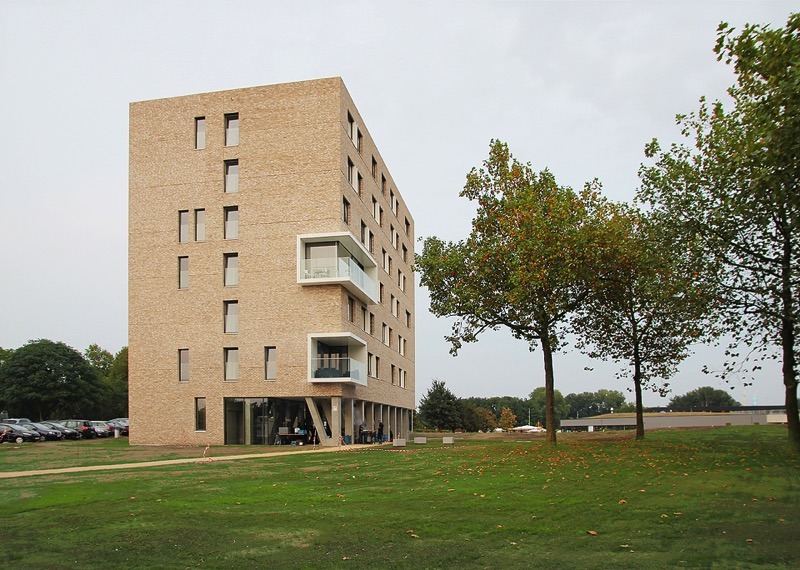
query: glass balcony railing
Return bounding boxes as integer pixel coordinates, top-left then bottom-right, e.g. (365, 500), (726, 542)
(302, 257), (377, 299)
(310, 357), (366, 385)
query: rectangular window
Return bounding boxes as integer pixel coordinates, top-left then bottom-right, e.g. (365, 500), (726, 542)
(398, 270), (405, 292)
(361, 306), (368, 332)
(225, 113), (239, 146)
(347, 296), (355, 322)
(406, 310), (412, 328)
(372, 196), (379, 221)
(265, 346), (277, 380)
(371, 156), (377, 178)
(347, 112), (355, 141)
(178, 256), (189, 289)
(356, 129), (363, 154)
(391, 226), (398, 249)
(382, 323), (389, 346)
(375, 355), (380, 379)
(179, 210), (189, 243)
(224, 347), (239, 381)
(391, 364), (396, 385)
(179, 349), (189, 382)
(369, 312), (375, 335)
(405, 217), (411, 236)
(379, 206), (384, 227)
(381, 174), (387, 196)
(402, 244), (408, 263)
(225, 160), (239, 193)
(399, 335), (405, 356)
(342, 197), (350, 225)
(367, 352), (373, 377)
(390, 190), (397, 215)
(224, 300), (238, 334)
(392, 295), (399, 317)
(368, 230), (374, 254)
(357, 172), (363, 196)
(399, 369), (406, 388)
(195, 397), (206, 431)
(195, 117), (206, 150)
(195, 209), (205, 241)
(380, 282), (384, 303)
(347, 158), (356, 187)
(224, 206), (239, 239)
(360, 221), (367, 245)
(224, 253), (238, 286)
(382, 249), (388, 272)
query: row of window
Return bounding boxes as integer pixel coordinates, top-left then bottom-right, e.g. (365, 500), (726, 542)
(178, 253), (238, 289)
(365, 352), (408, 387)
(179, 207), (238, 243)
(179, 346), (276, 383)
(195, 113), (239, 150)
(347, 295), (412, 351)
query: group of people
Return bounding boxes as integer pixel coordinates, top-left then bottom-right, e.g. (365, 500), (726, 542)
(357, 419), (384, 444)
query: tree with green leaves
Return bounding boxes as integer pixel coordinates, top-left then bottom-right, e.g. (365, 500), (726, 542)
(416, 141), (618, 443)
(639, 14), (800, 448)
(106, 347), (128, 418)
(529, 387), (569, 426)
(565, 389), (628, 419)
(571, 206), (716, 439)
(461, 395), (529, 426)
(0, 339), (104, 420)
(669, 386), (740, 410)
(418, 379), (463, 431)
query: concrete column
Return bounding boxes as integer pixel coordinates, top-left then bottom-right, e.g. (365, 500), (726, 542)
(344, 398), (354, 444)
(331, 396), (342, 445)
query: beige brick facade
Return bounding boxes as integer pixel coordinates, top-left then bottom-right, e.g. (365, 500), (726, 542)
(129, 78), (414, 446)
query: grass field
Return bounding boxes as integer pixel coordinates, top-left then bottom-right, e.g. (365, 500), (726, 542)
(1, 426), (798, 568)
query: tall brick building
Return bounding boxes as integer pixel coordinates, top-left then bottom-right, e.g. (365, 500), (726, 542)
(128, 78), (414, 446)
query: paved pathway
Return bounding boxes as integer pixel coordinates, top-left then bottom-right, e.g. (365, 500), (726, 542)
(0, 444), (373, 480)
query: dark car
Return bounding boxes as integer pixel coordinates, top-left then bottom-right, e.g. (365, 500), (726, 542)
(22, 423), (64, 441)
(41, 421), (81, 440)
(106, 420), (129, 436)
(91, 421), (112, 438)
(60, 419), (97, 439)
(0, 423), (42, 443)
(2, 418), (32, 425)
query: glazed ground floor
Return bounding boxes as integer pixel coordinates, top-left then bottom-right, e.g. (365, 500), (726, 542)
(204, 396), (412, 447)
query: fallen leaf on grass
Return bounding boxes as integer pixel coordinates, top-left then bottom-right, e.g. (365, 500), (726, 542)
(746, 539), (754, 543)
(587, 531), (598, 536)
(618, 500), (627, 504)
(406, 530), (415, 534)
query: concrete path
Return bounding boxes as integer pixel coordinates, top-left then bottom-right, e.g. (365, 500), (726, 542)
(0, 444), (374, 480)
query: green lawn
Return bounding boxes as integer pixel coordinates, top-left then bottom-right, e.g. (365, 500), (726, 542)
(1, 427), (798, 568)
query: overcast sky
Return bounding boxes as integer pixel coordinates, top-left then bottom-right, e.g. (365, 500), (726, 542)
(0, 1), (794, 408)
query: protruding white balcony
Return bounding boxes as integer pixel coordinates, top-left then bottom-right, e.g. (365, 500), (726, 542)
(298, 233), (378, 304)
(308, 333), (368, 386)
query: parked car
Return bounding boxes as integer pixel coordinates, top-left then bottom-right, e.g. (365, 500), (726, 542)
(41, 421), (81, 440)
(60, 419), (97, 439)
(91, 421), (111, 438)
(22, 422), (64, 441)
(106, 419), (129, 436)
(0, 423), (42, 443)
(3, 418), (32, 425)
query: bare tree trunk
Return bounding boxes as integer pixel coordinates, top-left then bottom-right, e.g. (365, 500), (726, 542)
(781, 233), (800, 451)
(541, 332), (557, 445)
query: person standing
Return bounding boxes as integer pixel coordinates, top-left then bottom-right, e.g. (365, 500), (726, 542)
(377, 419), (384, 443)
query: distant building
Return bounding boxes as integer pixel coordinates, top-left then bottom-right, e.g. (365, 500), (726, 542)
(128, 78), (414, 446)
(561, 408), (789, 432)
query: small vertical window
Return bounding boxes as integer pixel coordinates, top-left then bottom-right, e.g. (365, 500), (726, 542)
(178, 256), (189, 289)
(381, 174), (387, 195)
(361, 306), (368, 332)
(347, 296), (355, 322)
(224, 300), (238, 334)
(402, 244), (408, 263)
(405, 217), (411, 236)
(265, 346), (277, 380)
(399, 270), (406, 292)
(368, 231), (374, 254)
(380, 282), (384, 303)
(399, 335), (405, 356)
(224, 347), (239, 381)
(391, 364), (396, 385)
(357, 173), (363, 196)
(379, 206), (384, 227)
(375, 356), (380, 379)
(382, 323), (389, 346)
(224, 113), (239, 146)
(224, 206), (239, 239)
(356, 129), (363, 153)
(367, 352), (373, 376)
(225, 160), (239, 193)
(224, 253), (238, 286)
(392, 295), (399, 317)
(195, 397), (206, 431)
(371, 156), (377, 178)
(406, 310), (412, 328)
(179, 349), (189, 382)
(195, 117), (206, 149)
(342, 197), (350, 225)
(369, 312), (375, 335)
(347, 158), (356, 187)
(179, 211), (189, 243)
(372, 197), (379, 221)
(360, 221), (367, 245)
(195, 209), (206, 241)
(347, 112), (355, 140)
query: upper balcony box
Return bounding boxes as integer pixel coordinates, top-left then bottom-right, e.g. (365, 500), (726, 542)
(298, 233), (378, 304)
